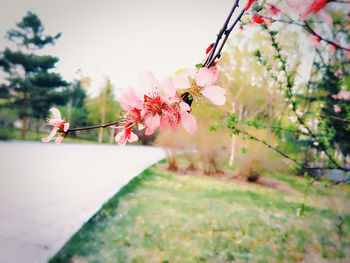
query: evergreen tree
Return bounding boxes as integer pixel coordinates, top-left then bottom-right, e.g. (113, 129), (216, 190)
(0, 11), (68, 138)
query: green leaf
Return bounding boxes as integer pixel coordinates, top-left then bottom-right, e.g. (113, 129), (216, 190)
(195, 63), (202, 69)
(209, 124), (219, 132)
(253, 50), (261, 57)
(240, 147), (248, 154)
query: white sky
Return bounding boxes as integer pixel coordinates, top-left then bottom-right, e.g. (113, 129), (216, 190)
(0, 0), (244, 97)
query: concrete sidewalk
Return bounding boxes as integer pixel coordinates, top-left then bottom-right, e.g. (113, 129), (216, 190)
(0, 141), (165, 263)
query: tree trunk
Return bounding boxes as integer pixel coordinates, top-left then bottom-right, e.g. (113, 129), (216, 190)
(109, 127), (115, 144)
(20, 91), (27, 139)
(229, 102), (236, 166)
(21, 114), (27, 139)
(98, 89), (106, 143)
(35, 116), (42, 138)
(98, 128), (104, 143)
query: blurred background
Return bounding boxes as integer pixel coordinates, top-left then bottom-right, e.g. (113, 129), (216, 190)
(1, 0), (350, 262)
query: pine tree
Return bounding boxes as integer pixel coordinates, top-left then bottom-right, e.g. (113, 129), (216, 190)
(0, 11), (68, 138)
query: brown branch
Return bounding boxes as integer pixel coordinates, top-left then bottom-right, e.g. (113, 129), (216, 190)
(204, 0), (244, 68)
(207, 9), (245, 67)
(68, 121), (120, 132)
(326, 177), (350, 187)
(320, 114), (350, 124)
(261, 14), (350, 52)
(204, 0), (239, 67)
(232, 127), (350, 172)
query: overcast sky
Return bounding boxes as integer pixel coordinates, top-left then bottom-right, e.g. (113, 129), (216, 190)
(0, 0), (245, 96)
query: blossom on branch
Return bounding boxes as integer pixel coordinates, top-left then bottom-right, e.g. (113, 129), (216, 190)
(175, 66), (226, 106)
(113, 124), (138, 146)
(41, 108), (69, 145)
(266, 4), (280, 16)
(245, 0), (256, 11)
(334, 104), (341, 112)
(252, 14), (265, 24)
(289, 0), (328, 21)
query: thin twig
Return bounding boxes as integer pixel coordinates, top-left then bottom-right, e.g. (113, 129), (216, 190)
(232, 127), (350, 172)
(326, 177), (350, 187)
(68, 121), (119, 132)
(207, 9), (245, 67)
(320, 114), (350, 124)
(261, 14), (350, 52)
(204, 0), (243, 68)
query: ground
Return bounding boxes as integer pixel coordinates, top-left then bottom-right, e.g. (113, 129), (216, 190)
(49, 163), (350, 263)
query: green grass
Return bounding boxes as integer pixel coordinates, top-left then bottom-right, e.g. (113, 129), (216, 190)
(50, 167), (350, 263)
(0, 127), (104, 144)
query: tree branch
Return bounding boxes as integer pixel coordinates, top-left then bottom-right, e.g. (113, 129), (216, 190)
(204, 0), (244, 68)
(68, 121), (120, 132)
(320, 114), (350, 124)
(231, 127), (350, 172)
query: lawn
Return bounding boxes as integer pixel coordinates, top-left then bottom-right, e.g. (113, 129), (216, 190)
(0, 127), (103, 144)
(50, 166), (350, 263)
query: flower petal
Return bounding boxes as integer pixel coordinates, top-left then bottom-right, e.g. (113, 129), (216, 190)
(119, 86), (143, 110)
(144, 114), (160, 131)
(201, 85), (226, 105)
(159, 116), (169, 131)
(63, 122), (70, 132)
(181, 111), (197, 134)
(41, 127), (58, 143)
(138, 71), (159, 94)
(128, 131), (139, 143)
(160, 77), (176, 98)
(196, 67), (215, 87)
(178, 69), (196, 79)
(50, 108), (61, 120)
(173, 75), (191, 90)
(115, 130), (126, 146)
(180, 101), (191, 112)
(55, 135), (64, 145)
(318, 10), (332, 27)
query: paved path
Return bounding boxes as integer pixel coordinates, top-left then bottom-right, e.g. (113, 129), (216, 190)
(0, 141), (165, 263)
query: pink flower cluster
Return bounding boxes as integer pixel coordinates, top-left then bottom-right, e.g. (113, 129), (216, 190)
(41, 108), (69, 145)
(332, 90), (350, 100)
(114, 67), (226, 146)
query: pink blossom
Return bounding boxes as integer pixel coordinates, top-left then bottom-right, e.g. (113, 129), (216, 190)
(245, 0), (255, 11)
(41, 108), (69, 145)
(179, 102), (197, 134)
(299, 124), (309, 133)
(289, 0), (327, 21)
(317, 10), (333, 27)
(289, 116), (298, 123)
(177, 67), (226, 105)
(334, 69), (343, 79)
(266, 4), (280, 16)
(296, 109), (304, 117)
(334, 104), (341, 113)
(337, 90), (350, 100)
(140, 73), (179, 135)
(313, 141), (319, 146)
(113, 124), (138, 146)
(252, 14), (265, 24)
(332, 94), (340, 99)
